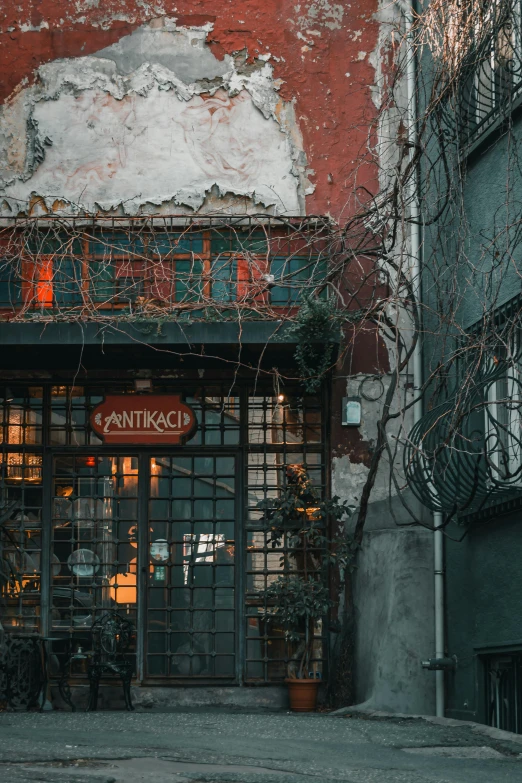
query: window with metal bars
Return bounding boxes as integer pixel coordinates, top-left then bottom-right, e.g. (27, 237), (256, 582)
(0, 227), (329, 313)
(484, 328), (522, 486)
(245, 391), (326, 681)
(458, 0), (522, 145)
(484, 651), (522, 733)
(0, 385), (44, 633)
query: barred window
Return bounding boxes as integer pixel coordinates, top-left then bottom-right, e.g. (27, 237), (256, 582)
(458, 0), (522, 144)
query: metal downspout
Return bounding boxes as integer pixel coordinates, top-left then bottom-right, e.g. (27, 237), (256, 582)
(404, 0), (445, 718)
(433, 512), (445, 717)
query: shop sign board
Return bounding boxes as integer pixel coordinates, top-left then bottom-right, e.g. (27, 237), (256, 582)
(90, 395), (196, 445)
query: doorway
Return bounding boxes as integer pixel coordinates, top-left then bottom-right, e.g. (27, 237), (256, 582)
(51, 452), (237, 681)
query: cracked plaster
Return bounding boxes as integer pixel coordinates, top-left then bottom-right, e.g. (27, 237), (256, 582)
(0, 19), (311, 216)
(293, 0), (345, 31)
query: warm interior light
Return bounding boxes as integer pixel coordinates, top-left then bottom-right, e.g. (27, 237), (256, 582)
(109, 564), (137, 604)
(134, 378), (152, 393)
(5, 406), (42, 482)
(277, 394), (285, 403)
(85, 456), (96, 467)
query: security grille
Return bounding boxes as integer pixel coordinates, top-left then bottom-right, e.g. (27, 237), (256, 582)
(484, 652), (522, 734)
(245, 391), (325, 681)
(458, 0), (522, 144)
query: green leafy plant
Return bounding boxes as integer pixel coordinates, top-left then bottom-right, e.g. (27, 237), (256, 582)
(260, 464), (355, 679)
(289, 296), (341, 392)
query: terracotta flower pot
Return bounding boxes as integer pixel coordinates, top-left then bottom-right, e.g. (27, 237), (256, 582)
(285, 678), (320, 712)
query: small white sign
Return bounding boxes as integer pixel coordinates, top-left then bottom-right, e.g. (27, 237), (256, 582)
(150, 539), (169, 563)
(342, 399), (362, 427)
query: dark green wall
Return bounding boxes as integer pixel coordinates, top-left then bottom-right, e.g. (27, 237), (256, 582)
(421, 97), (522, 723)
(445, 513), (522, 722)
(458, 114), (522, 328)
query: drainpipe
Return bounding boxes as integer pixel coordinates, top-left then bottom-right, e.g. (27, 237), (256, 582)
(404, 1), (445, 718)
(433, 513), (445, 717)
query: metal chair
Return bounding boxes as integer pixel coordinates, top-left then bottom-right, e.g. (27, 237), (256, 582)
(86, 611), (135, 711)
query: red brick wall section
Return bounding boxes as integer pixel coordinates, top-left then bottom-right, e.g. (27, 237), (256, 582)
(0, 0), (379, 221)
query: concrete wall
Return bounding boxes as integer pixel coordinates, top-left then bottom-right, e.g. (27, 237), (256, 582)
(330, 339), (435, 715)
(51, 684), (291, 712)
(353, 528), (435, 714)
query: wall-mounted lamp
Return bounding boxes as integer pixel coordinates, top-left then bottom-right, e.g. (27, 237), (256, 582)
(342, 397), (362, 427)
(134, 379), (152, 393)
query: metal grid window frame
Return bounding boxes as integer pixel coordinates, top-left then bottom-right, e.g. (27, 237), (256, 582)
(147, 454), (237, 679)
(244, 391), (326, 682)
(0, 223), (330, 312)
(0, 381), (328, 685)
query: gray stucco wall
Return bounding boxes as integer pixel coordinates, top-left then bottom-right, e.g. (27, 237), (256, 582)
(353, 528), (436, 714)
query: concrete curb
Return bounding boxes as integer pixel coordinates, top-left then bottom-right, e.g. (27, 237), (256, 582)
(330, 705), (522, 746)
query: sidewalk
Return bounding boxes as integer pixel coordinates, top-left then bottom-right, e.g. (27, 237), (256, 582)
(0, 708), (521, 783)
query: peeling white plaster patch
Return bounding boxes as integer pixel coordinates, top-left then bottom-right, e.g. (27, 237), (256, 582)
(0, 20), (310, 216)
(292, 0), (345, 31)
(65, 2), (168, 31)
(18, 21), (50, 33)
(357, 51), (367, 61)
(332, 455), (371, 505)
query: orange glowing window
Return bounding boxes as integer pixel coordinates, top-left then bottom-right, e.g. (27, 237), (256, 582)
(22, 255), (53, 307)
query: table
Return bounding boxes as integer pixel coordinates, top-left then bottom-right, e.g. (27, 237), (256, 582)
(58, 646), (92, 712)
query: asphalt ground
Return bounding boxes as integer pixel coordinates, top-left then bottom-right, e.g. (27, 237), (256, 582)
(0, 710), (521, 783)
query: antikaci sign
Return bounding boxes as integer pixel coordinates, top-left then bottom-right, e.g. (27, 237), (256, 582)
(90, 395), (196, 445)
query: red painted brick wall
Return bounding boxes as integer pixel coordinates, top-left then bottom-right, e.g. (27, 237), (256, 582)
(0, 0), (380, 220)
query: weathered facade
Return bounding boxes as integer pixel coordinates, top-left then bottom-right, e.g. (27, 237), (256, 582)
(420, 117), (522, 731)
(0, 1), (435, 712)
(409, 0), (522, 732)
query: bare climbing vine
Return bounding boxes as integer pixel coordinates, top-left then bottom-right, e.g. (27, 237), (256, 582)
(1, 0), (521, 535)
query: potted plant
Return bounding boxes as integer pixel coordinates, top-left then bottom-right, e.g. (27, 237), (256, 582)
(260, 464), (353, 712)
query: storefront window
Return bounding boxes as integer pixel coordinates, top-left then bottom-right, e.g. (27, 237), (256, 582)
(0, 385), (44, 632)
(0, 382), (326, 683)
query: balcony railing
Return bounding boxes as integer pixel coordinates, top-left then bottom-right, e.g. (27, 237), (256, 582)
(456, 0), (522, 145)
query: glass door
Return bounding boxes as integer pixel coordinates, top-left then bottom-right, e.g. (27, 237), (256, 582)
(147, 455), (236, 678)
(50, 452), (237, 681)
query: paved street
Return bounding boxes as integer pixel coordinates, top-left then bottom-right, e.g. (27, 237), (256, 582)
(0, 710), (521, 783)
